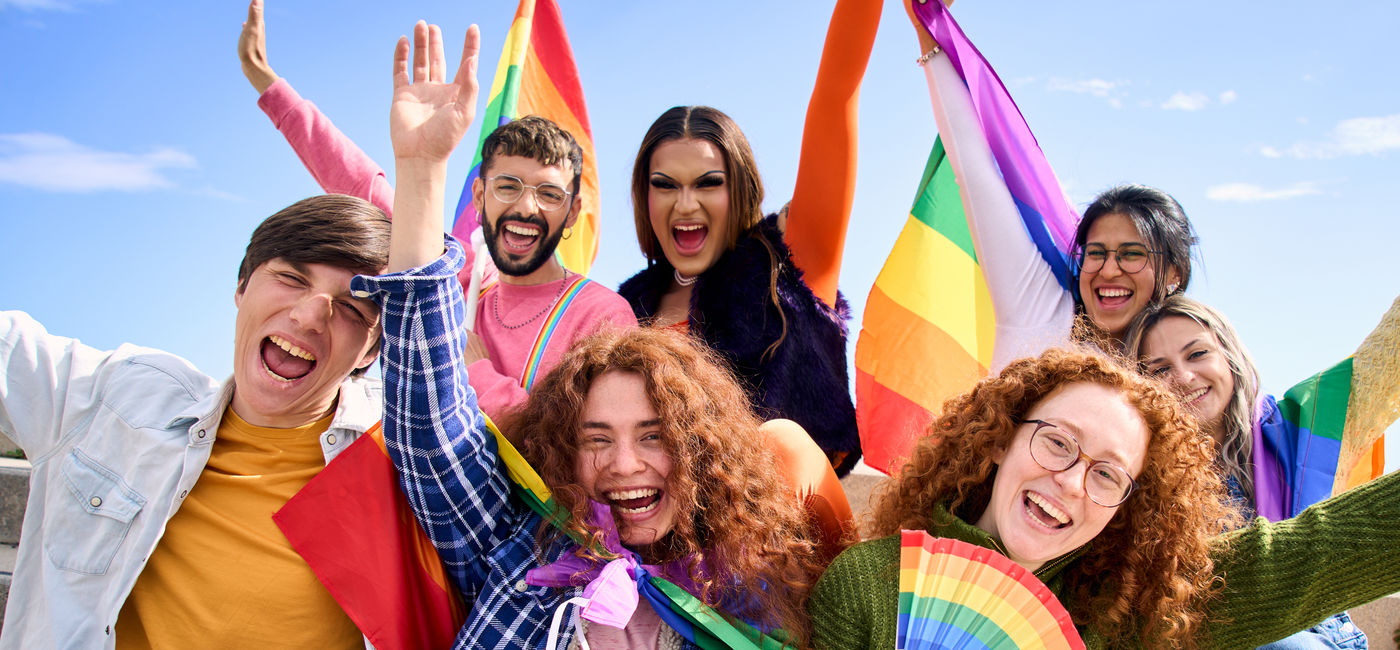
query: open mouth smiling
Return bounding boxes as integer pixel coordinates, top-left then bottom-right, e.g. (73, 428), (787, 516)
(260, 334), (316, 382)
(605, 487), (662, 515)
(1024, 490), (1071, 529)
(501, 222), (542, 252)
(672, 223), (708, 255)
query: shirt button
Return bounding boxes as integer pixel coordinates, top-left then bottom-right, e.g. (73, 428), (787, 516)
(326, 433), (338, 446)
(514, 580), (529, 592)
(352, 290), (371, 299)
(179, 490), (189, 499)
(89, 496), (103, 508)
(197, 429), (207, 439)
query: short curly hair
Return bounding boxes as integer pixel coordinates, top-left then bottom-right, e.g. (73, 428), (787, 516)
(868, 347), (1239, 648)
(501, 327), (818, 645)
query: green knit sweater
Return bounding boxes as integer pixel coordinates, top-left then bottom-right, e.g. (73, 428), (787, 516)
(811, 469), (1400, 648)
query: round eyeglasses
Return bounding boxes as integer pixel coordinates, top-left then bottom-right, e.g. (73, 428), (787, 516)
(1021, 419), (1138, 507)
(1077, 243), (1160, 274)
(485, 174), (572, 212)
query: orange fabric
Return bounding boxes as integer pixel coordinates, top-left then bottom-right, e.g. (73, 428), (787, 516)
(117, 410), (361, 650)
(761, 419), (856, 564)
(784, 0), (883, 308)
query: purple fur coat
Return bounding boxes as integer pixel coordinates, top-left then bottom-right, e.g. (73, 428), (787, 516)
(618, 215), (861, 476)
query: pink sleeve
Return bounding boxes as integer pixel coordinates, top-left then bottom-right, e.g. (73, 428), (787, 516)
(257, 78), (395, 215)
(466, 359), (527, 420)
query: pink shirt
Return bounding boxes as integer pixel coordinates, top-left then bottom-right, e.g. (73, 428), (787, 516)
(258, 79), (636, 416)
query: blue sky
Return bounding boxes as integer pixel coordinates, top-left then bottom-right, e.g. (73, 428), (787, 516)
(3, 1), (1397, 468)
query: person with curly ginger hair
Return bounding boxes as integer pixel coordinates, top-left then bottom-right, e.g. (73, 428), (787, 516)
(501, 327), (821, 647)
(363, 21), (822, 648)
(810, 348), (1400, 649)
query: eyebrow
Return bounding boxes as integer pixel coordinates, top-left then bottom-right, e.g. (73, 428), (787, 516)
(1035, 417), (1131, 466)
(1144, 336), (1206, 366)
(580, 418), (662, 431)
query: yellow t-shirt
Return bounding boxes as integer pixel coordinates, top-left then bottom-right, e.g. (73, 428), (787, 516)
(115, 408), (362, 649)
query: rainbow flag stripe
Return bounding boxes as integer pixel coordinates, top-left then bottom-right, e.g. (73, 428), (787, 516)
(897, 531), (1083, 650)
(855, 139), (995, 473)
(450, 0), (599, 275)
(856, 0), (1076, 473)
(519, 275), (592, 390)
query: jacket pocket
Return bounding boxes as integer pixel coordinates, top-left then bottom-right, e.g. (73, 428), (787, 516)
(46, 449), (147, 575)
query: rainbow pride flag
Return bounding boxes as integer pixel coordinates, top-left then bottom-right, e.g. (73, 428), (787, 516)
(450, 0), (600, 275)
(855, 1), (1077, 473)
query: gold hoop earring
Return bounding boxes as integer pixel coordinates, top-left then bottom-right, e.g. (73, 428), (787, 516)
(562, 226), (573, 240)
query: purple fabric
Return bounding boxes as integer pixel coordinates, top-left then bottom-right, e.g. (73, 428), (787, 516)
(1252, 395), (1288, 521)
(524, 501), (701, 629)
(913, 0), (1078, 285)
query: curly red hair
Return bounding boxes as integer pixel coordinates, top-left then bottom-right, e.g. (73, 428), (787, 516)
(868, 347), (1240, 648)
(501, 327), (818, 646)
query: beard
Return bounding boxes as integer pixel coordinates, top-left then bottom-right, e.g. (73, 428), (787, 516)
(479, 207), (566, 278)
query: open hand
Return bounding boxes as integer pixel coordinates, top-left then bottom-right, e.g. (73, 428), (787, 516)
(238, 0), (278, 93)
(390, 21), (480, 165)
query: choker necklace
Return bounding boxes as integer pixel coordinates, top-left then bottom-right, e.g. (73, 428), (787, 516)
(493, 272), (570, 330)
(673, 268), (698, 287)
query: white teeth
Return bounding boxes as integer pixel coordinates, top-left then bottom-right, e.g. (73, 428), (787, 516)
(1184, 387), (1209, 402)
(674, 224), (704, 231)
(605, 488), (658, 501)
(1027, 492), (1070, 525)
(268, 335), (315, 361)
(1097, 287), (1131, 298)
(504, 224), (539, 236)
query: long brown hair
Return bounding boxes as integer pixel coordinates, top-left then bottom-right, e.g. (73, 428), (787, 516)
(502, 328), (818, 645)
(630, 106), (789, 360)
(869, 348), (1239, 648)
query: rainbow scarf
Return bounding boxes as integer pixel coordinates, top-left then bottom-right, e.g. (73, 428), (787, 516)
(449, 0), (600, 276)
(855, 1), (1077, 473)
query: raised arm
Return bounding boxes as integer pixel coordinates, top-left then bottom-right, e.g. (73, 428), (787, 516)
(782, 0), (882, 309)
(907, 0), (1073, 370)
(355, 21), (503, 595)
(1205, 468), (1400, 646)
(240, 0), (395, 213)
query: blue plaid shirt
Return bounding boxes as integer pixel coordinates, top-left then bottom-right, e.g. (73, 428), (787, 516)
(352, 238), (581, 650)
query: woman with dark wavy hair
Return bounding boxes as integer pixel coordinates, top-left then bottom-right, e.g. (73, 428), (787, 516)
(617, 0), (879, 478)
(811, 347), (1400, 649)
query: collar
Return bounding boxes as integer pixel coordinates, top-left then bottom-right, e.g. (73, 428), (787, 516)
(928, 501), (1089, 582)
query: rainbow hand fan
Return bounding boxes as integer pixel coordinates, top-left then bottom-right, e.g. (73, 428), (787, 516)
(898, 530), (1084, 650)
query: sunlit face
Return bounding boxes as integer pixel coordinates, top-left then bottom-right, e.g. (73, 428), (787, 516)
(231, 259), (381, 428)
(1140, 316), (1235, 440)
(574, 370), (677, 548)
(473, 154), (580, 284)
(976, 382), (1150, 572)
(1078, 213), (1178, 341)
(647, 138), (731, 279)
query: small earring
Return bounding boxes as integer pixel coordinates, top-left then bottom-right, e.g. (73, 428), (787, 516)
(561, 226), (573, 240)
(1166, 283), (1179, 294)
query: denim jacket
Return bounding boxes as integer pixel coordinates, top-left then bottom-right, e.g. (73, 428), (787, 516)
(0, 311), (381, 649)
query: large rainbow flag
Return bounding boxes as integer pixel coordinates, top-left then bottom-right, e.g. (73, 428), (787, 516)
(449, 0), (600, 276)
(855, 1), (1078, 473)
(1253, 295), (1396, 520)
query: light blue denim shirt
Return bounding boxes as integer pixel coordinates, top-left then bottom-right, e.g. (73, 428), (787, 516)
(0, 311), (381, 649)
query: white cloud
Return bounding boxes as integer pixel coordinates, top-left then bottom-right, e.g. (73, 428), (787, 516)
(1161, 92), (1210, 111)
(1219, 90), (1238, 105)
(0, 133), (197, 193)
(1, 0), (74, 10)
(1206, 182), (1321, 202)
(1046, 77), (1117, 98)
(1264, 114), (1400, 159)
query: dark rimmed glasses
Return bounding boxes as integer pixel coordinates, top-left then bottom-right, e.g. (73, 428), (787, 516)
(1077, 243), (1160, 274)
(1021, 419), (1138, 507)
(485, 174), (572, 212)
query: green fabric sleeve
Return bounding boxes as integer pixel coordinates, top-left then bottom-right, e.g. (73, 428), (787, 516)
(1205, 468), (1400, 647)
(810, 536), (899, 650)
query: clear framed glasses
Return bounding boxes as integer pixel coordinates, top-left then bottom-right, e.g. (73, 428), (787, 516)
(485, 174), (572, 212)
(1077, 243), (1159, 274)
(1021, 419), (1138, 507)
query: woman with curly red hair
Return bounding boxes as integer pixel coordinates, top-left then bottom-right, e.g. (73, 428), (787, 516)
(811, 348), (1400, 649)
